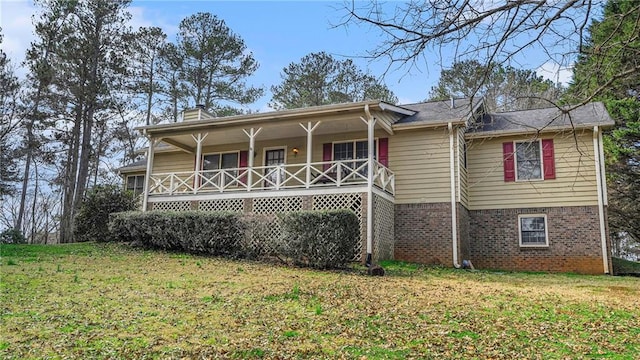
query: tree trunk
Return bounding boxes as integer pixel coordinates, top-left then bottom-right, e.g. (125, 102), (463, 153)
(59, 108), (83, 243)
(16, 121), (33, 235)
(73, 106), (95, 215)
(30, 159), (39, 243)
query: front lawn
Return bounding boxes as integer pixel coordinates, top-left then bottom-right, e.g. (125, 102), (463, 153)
(1, 243), (638, 359)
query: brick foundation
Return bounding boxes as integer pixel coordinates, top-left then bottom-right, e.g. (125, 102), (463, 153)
(468, 206), (607, 274)
(394, 203), (608, 274)
(457, 204), (470, 261)
(394, 203), (452, 265)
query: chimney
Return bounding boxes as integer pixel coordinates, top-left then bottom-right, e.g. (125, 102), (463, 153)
(195, 104), (205, 110)
(450, 96), (455, 109)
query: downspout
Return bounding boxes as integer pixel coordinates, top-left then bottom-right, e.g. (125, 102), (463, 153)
(593, 126), (610, 274)
(448, 122), (460, 268)
(364, 104), (374, 267)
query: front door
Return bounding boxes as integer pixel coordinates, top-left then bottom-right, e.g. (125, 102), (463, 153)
(264, 148), (286, 188)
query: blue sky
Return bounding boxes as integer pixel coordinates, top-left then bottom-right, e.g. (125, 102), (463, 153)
(1, 0), (572, 111)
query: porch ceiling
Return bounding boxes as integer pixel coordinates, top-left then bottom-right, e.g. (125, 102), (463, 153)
(154, 112), (394, 152)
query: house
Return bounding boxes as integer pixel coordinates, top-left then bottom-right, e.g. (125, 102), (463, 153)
(118, 99), (615, 274)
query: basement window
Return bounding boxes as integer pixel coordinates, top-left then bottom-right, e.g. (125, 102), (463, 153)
(518, 215), (548, 247)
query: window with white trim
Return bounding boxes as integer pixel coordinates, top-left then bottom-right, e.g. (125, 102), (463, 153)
(202, 152), (239, 186)
(333, 140), (377, 175)
(518, 215), (548, 247)
(515, 140), (542, 180)
(125, 175), (145, 195)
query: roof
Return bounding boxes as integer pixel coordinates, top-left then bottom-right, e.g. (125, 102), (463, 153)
(395, 97), (483, 127)
(117, 159), (147, 174)
(137, 100), (416, 135)
(467, 102), (615, 138)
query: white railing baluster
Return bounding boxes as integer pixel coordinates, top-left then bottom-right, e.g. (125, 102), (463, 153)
(148, 160), (395, 196)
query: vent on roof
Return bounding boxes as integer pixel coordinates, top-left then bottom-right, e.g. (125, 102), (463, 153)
(195, 104), (205, 110)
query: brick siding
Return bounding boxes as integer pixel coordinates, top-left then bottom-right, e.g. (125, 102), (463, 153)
(457, 204), (470, 261)
(394, 203), (452, 265)
(468, 206), (607, 274)
(394, 203), (608, 274)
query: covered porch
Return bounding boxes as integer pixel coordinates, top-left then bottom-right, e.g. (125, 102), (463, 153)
(137, 101), (415, 263)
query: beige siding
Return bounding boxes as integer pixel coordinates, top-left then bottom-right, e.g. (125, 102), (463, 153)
(457, 128), (469, 207)
(389, 127), (452, 204)
(153, 152), (195, 173)
(466, 130), (598, 209)
(182, 109), (201, 122)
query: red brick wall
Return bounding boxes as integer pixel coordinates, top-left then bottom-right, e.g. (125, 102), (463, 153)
(394, 203), (452, 265)
(457, 204), (470, 261)
(468, 206), (607, 274)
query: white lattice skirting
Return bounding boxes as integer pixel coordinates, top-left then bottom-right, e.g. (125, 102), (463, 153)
(147, 191), (394, 262)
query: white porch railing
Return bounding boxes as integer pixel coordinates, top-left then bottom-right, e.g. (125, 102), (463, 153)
(148, 160), (395, 196)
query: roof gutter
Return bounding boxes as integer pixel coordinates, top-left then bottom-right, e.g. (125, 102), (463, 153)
(465, 123), (615, 139)
(393, 119), (466, 131)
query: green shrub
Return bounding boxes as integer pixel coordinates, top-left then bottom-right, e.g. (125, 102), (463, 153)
(74, 185), (137, 242)
(278, 210), (359, 269)
(240, 214), (277, 260)
(0, 228), (27, 244)
(109, 209), (360, 269)
(109, 211), (245, 257)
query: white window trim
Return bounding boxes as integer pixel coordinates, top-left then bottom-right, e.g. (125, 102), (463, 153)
(518, 214), (549, 247)
(201, 150), (241, 170)
(262, 146), (288, 166)
(331, 138), (379, 160)
(125, 175), (145, 194)
(514, 139), (544, 182)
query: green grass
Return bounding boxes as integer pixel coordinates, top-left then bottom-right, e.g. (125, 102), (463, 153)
(613, 257), (640, 275)
(1, 243), (639, 359)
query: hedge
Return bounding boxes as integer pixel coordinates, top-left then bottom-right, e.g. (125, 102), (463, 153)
(109, 209), (360, 269)
(278, 210), (360, 269)
(109, 211), (245, 257)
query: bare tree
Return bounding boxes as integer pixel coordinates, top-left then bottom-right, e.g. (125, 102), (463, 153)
(342, 0), (639, 109)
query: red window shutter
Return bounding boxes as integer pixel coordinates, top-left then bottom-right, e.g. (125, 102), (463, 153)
(542, 139), (556, 180)
(239, 150), (248, 184)
(503, 142), (515, 182)
(323, 143), (332, 171)
(378, 138), (389, 167)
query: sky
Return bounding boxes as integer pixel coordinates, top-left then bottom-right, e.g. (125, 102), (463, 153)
(0, 0), (574, 112)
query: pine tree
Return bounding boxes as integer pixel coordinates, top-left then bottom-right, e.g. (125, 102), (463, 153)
(270, 51), (397, 110)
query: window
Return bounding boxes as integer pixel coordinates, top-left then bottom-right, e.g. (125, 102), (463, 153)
(504, 139), (555, 182)
(333, 140), (377, 175)
(515, 141), (542, 180)
(126, 175), (145, 195)
(202, 152), (239, 186)
(518, 215), (548, 247)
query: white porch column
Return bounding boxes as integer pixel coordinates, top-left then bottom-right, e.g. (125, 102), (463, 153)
(191, 133), (208, 194)
(361, 104), (376, 265)
(243, 127), (262, 191)
(300, 121), (321, 188)
(142, 134), (157, 212)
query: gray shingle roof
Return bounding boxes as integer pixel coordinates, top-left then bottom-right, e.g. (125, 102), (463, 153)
(397, 98), (481, 124)
(468, 102), (614, 136)
(117, 159), (147, 173)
